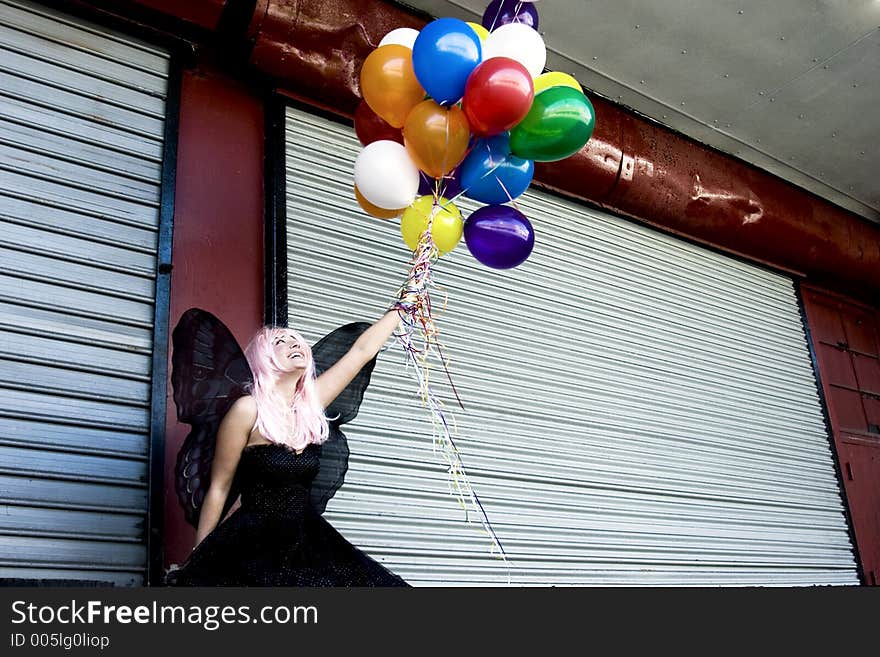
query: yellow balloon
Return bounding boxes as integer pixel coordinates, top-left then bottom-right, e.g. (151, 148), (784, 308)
(533, 71), (583, 96)
(466, 21), (489, 42)
(400, 195), (463, 255)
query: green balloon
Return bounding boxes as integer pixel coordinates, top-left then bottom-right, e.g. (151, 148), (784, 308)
(510, 86), (596, 162)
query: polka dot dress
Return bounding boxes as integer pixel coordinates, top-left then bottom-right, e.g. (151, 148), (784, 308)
(167, 443), (408, 587)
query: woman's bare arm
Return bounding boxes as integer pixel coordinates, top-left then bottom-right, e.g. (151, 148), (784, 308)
(315, 310), (400, 409)
(192, 395), (256, 548)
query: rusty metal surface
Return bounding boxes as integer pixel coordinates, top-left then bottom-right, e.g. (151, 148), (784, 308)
(598, 102), (880, 297)
(247, 0), (424, 113)
(532, 95), (624, 203)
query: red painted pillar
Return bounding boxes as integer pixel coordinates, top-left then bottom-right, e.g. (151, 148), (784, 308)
(801, 285), (880, 584)
(162, 64), (265, 572)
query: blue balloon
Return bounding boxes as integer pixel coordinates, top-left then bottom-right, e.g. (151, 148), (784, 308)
(412, 18), (482, 106)
(461, 133), (534, 204)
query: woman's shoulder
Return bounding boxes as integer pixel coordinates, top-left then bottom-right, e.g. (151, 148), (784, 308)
(226, 394), (257, 421)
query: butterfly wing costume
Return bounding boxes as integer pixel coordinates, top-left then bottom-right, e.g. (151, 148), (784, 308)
(166, 308), (407, 586)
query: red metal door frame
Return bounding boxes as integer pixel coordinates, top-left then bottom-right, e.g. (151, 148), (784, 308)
(801, 284), (880, 585)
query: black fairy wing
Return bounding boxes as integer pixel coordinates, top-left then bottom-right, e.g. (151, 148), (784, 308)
(171, 308), (253, 527)
(310, 321), (380, 514)
(312, 424), (350, 515)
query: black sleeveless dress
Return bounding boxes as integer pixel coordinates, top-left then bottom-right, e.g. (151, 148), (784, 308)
(167, 442), (408, 587)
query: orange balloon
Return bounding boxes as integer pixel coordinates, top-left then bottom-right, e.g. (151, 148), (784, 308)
(360, 45), (425, 129)
(354, 186), (404, 219)
(403, 100), (471, 178)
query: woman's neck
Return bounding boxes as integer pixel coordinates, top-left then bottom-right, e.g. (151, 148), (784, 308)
(275, 371), (303, 400)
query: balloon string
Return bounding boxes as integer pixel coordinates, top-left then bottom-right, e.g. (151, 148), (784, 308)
(392, 221), (508, 564)
(490, 1), (526, 32)
(438, 158), (503, 212)
(491, 135), (522, 210)
(438, 136), (511, 211)
(495, 173), (519, 210)
(489, 2), (504, 31)
(396, 327), (507, 563)
(413, 205), (464, 410)
(440, 106), (451, 184)
(431, 105), (473, 202)
(428, 205), (464, 410)
(434, 337), (464, 410)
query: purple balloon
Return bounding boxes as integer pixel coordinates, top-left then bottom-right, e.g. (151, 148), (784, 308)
(418, 166), (463, 199)
(481, 0), (539, 31)
(464, 205), (535, 269)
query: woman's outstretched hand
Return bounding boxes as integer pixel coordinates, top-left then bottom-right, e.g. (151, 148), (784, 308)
(390, 264), (429, 315)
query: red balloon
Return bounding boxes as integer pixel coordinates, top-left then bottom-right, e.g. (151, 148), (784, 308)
(462, 58), (534, 137)
(354, 100), (404, 146)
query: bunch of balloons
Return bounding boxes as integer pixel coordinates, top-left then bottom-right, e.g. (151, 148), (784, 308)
(353, 0), (596, 270)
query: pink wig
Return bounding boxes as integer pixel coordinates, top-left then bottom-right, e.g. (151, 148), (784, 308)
(243, 327), (329, 450)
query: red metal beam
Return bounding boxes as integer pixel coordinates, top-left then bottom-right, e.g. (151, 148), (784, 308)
(247, 0), (425, 111)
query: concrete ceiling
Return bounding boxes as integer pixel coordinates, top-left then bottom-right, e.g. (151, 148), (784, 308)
(398, 0), (880, 224)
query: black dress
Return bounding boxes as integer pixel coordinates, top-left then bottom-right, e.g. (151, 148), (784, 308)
(167, 442), (409, 587)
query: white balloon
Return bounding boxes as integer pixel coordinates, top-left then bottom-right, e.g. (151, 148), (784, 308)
(354, 141), (420, 210)
(378, 27), (419, 50)
(483, 22), (547, 78)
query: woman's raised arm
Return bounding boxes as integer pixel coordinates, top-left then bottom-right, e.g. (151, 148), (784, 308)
(315, 310), (401, 409)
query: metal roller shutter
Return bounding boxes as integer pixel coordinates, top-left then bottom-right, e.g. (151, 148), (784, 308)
(284, 107), (859, 586)
(0, 0), (169, 585)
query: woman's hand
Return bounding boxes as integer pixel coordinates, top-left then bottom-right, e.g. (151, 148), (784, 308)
(389, 266), (428, 315)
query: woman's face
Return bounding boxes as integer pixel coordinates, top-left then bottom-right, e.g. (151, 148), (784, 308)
(271, 331), (308, 373)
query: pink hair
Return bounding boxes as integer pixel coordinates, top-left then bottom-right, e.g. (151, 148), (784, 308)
(243, 326), (329, 450)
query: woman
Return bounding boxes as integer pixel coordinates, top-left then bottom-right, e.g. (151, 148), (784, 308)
(167, 300), (410, 587)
